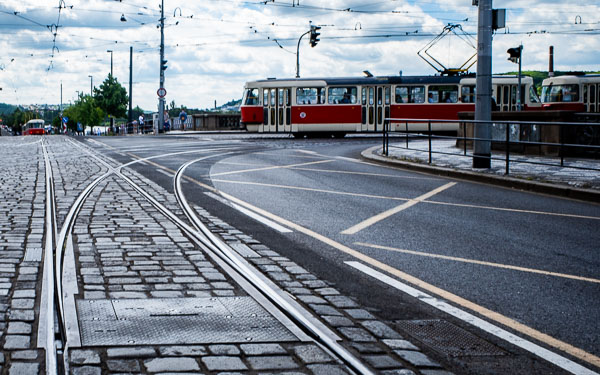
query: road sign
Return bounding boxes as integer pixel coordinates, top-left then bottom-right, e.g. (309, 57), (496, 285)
(157, 88), (167, 98)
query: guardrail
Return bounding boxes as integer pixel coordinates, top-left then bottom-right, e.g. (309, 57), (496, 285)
(382, 118), (600, 175)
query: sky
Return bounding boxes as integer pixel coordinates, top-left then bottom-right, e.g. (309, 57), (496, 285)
(0, 0), (599, 111)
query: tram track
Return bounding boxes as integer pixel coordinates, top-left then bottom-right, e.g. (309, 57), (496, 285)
(42, 137), (375, 374)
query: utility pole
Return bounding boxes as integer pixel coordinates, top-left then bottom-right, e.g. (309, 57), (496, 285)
(473, 0), (492, 168)
(157, 0), (166, 135)
(128, 46), (133, 124)
(107, 50), (113, 76)
(88, 75), (93, 96)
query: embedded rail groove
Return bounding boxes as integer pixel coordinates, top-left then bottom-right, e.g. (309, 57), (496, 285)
(52, 138), (374, 374)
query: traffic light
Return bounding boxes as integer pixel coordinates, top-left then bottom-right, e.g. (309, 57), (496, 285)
(507, 47), (521, 64)
(309, 25), (321, 47)
(161, 59), (168, 71)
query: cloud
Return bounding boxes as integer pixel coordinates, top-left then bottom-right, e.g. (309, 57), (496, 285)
(0, 0), (598, 110)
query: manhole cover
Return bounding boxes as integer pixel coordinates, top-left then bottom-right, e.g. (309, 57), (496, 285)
(77, 297), (298, 346)
(395, 319), (506, 357)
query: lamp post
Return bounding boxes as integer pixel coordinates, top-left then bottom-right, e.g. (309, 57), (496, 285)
(107, 50), (113, 77)
(88, 75), (93, 96)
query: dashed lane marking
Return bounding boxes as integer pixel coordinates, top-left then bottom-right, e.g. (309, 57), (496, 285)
(209, 159), (335, 177)
(425, 199), (600, 221)
(345, 261), (599, 375)
(355, 242), (600, 284)
(210, 179), (412, 202)
(341, 182), (457, 235)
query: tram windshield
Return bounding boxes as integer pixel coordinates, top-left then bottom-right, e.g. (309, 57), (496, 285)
(541, 84), (579, 103)
(243, 88), (259, 105)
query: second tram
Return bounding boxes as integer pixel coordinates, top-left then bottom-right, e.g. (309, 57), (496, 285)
(541, 74), (600, 113)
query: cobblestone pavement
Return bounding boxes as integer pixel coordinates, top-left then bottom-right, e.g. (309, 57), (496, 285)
(376, 139), (600, 191)
(1, 136), (455, 374)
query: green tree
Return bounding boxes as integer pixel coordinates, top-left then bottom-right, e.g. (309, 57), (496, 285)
(64, 95), (104, 134)
(94, 74), (128, 119)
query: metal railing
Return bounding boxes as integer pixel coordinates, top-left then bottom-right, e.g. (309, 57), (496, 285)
(382, 118), (600, 175)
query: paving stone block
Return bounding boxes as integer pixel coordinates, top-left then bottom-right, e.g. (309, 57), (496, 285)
(364, 354), (404, 369)
(7, 322), (32, 334)
(201, 356), (247, 371)
(307, 364), (351, 375)
(395, 350), (441, 368)
(383, 339), (418, 351)
(107, 359), (141, 372)
(361, 320), (403, 339)
(107, 347), (157, 358)
(337, 327), (377, 342)
(9, 362), (39, 375)
(246, 356), (299, 370)
(71, 366), (102, 375)
(3, 335), (30, 349)
(70, 349), (101, 364)
(240, 343), (286, 356)
(292, 345), (334, 364)
(159, 345), (207, 356)
(209, 345), (240, 355)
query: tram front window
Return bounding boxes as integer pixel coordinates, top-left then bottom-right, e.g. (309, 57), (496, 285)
(541, 84), (579, 103)
(244, 89), (259, 105)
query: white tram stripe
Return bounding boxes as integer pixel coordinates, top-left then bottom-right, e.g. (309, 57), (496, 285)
(345, 261), (599, 375)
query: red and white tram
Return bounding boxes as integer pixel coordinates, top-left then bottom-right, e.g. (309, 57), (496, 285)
(23, 119), (46, 135)
(240, 75), (540, 136)
(541, 74), (600, 113)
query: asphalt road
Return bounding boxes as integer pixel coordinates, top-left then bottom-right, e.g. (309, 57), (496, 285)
(84, 133), (600, 375)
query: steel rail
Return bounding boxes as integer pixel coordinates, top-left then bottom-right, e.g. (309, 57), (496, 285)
(68, 138), (374, 374)
(174, 158), (375, 375)
(41, 139), (59, 374)
(48, 140), (232, 371)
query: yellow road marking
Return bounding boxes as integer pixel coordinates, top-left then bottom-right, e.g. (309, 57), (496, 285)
(355, 242), (600, 284)
(209, 159), (334, 177)
(425, 200), (600, 221)
(341, 182), (456, 235)
(209, 190), (600, 369)
(211, 179), (411, 202)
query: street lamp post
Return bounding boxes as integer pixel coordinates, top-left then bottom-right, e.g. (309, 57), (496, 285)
(107, 50), (113, 77)
(88, 75), (93, 96)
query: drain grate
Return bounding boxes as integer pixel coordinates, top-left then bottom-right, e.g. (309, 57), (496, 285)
(395, 320), (507, 357)
(77, 297), (298, 346)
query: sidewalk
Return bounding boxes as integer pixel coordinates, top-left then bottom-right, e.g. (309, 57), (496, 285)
(362, 139), (600, 203)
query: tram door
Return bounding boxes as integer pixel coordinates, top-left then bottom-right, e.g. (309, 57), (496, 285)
(278, 88), (292, 132)
(361, 86), (389, 132)
(262, 88), (291, 132)
(584, 83), (598, 113)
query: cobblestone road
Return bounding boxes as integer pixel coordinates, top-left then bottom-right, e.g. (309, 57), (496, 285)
(1, 136), (452, 375)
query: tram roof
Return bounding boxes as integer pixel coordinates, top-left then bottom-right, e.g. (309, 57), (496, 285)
(247, 75), (473, 87)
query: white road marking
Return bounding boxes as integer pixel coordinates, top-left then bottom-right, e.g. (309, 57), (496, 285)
(156, 168), (174, 177)
(355, 242), (600, 284)
(204, 192), (292, 233)
(341, 182), (456, 235)
(345, 261), (599, 375)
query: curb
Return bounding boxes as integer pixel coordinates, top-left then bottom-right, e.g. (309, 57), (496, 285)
(361, 146), (600, 204)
